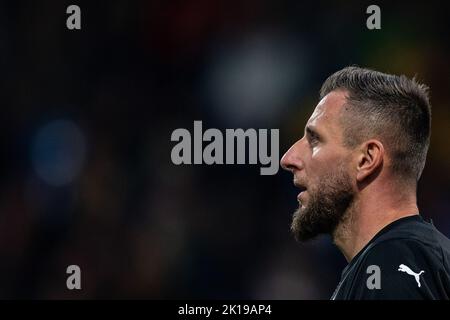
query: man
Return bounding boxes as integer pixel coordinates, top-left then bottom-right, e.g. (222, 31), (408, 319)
(280, 66), (450, 299)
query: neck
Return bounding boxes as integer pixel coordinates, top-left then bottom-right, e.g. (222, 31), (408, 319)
(332, 188), (419, 262)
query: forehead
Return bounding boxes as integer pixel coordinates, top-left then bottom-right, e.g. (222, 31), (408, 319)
(306, 90), (347, 135)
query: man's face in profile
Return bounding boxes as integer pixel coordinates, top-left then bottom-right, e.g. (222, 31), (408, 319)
(280, 90), (356, 241)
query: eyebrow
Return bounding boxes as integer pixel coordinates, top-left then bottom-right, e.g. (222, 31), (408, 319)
(305, 126), (321, 140)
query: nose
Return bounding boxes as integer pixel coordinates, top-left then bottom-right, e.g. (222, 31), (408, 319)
(280, 140), (304, 172)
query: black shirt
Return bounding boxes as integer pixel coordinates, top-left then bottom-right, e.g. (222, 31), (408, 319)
(331, 215), (450, 300)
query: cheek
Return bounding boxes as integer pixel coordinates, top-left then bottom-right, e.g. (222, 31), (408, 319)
(311, 145), (321, 158)
(308, 147), (345, 178)
(309, 146), (331, 171)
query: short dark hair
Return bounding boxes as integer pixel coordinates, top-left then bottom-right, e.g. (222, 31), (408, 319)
(320, 66), (432, 183)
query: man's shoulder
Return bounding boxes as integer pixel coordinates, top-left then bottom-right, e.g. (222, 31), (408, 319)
(348, 233), (450, 299)
(364, 237), (444, 264)
(363, 237), (444, 273)
(366, 217), (450, 269)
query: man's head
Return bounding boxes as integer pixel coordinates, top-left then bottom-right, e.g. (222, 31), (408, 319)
(281, 66), (432, 242)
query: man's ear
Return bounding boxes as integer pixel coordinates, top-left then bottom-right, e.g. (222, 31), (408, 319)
(356, 140), (384, 183)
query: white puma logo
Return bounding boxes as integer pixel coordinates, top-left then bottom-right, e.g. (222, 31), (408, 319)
(398, 264), (425, 287)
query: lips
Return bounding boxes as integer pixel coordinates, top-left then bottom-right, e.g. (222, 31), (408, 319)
(297, 190), (307, 202)
(294, 181), (307, 201)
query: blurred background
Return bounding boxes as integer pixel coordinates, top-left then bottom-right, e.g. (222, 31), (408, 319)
(0, 0), (449, 299)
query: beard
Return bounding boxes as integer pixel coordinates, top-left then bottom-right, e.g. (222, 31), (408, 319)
(291, 167), (354, 242)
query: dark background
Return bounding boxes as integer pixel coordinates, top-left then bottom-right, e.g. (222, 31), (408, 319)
(0, 0), (449, 299)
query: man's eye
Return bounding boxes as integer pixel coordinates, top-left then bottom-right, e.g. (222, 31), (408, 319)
(309, 137), (319, 146)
